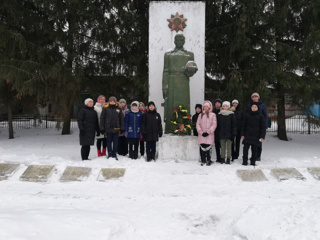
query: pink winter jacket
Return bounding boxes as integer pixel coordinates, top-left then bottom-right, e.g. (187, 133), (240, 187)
(196, 101), (217, 146)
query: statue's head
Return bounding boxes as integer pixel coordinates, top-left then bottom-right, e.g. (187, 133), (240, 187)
(174, 34), (185, 49)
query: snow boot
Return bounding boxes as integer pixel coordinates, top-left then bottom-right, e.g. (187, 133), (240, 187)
(206, 151), (212, 166)
(226, 158), (231, 164)
(220, 158), (225, 164)
(146, 154), (152, 162)
(102, 148), (107, 156)
(250, 159), (256, 166)
(242, 159), (248, 166)
(97, 149), (102, 157)
(200, 149), (206, 166)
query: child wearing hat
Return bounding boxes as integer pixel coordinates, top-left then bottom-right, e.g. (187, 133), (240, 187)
(138, 102), (146, 157)
(125, 101), (143, 159)
(77, 98), (100, 160)
(196, 100), (217, 166)
(192, 104), (202, 136)
(100, 96), (124, 160)
(231, 99), (244, 160)
(118, 98), (129, 156)
(217, 101), (237, 164)
(241, 102), (266, 166)
(94, 95), (107, 157)
(213, 98), (222, 162)
(141, 101), (163, 161)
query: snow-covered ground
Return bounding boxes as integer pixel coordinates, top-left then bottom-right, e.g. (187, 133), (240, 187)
(0, 128), (319, 240)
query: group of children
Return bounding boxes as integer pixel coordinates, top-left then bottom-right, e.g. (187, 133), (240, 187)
(78, 92), (267, 166)
(77, 95), (162, 161)
(193, 93), (267, 166)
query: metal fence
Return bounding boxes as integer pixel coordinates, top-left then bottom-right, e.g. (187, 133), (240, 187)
(0, 114), (78, 129)
(267, 115), (320, 134)
(1, 114), (319, 134)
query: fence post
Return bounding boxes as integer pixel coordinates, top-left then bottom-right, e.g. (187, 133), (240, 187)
(308, 115), (311, 134)
(46, 114), (48, 129)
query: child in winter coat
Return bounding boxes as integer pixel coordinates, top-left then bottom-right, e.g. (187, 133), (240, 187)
(213, 98), (222, 162)
(217, 101), (237, 164)
(118, 98), (129, 156)
(125, 101), (143, 159)
(231, 99), (244, 160)
(100, 96), (124, 160)
(141, 101), (163, 162)
(192, 104), (202, 136)
(241, 102), (266, 166)
(196, 100), (217, 166)
(94, 95), (107, 157)
(138, 102), (146, 156)
(77, 98), (100, 161)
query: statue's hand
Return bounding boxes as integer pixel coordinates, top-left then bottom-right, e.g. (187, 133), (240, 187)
(185, 67), (198, 77)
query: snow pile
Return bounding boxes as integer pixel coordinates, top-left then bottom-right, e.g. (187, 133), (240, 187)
(0, 128), (320, 240)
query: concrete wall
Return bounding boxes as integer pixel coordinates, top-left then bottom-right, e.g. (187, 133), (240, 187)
(149, 1), (205, 124)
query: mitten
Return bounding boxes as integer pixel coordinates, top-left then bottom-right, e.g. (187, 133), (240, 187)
(202, 132), (209, 137)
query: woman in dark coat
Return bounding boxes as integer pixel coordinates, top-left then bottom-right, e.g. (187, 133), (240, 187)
(141, 101), (163, 161)
(77, 98), (100, 160)
(241, 103), (266, 166)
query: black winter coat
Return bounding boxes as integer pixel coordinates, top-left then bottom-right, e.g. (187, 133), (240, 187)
(213, 108), (221, 141)
(100, 105), (124, 133)
(246, 99), (268, 128)
(77, 105), (99, 146)
(234, 104), (244, 131)
(217, 110), (237, 141)
(241, 110), (266, 146)
(192, 112), (200, 136)
(141, 109), (163, 142)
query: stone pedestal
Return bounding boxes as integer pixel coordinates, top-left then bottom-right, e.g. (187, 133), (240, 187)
(98, 168), (126, 181)
(60, 166), (91, 182)
(237, 169), (268, 182)
(271, 168), (305, 181)
(307, 167), (320, 180)
(0, 163), (20, 181)
(158, 134), (199, 161)
(20, 165), (55, 182)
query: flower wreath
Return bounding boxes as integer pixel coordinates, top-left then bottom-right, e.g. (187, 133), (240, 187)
(170, 105), (192, 135)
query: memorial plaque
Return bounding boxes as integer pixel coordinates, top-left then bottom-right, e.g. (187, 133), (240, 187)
(237, 169), (268, 182)
(0, 163), (20, 181)
(307, 167), (320, 180)
(98, 168), (126, 181)
(60, 166), (91, 182)
(19, 165), (55, 182)
(271, 168), (305, 181)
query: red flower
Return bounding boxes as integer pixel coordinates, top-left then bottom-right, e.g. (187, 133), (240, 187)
(178, 129), (181, 132)
(187, 116), (190, 119)
(174, 110), (177, 113)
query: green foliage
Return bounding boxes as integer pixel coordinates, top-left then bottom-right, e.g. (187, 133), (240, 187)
(170, 105), (192, 135)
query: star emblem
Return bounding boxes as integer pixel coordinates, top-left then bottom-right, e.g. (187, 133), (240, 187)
(167, 12), (187, 32)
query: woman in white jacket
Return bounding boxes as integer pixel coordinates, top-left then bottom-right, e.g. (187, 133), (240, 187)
(94, 95), (107, 157)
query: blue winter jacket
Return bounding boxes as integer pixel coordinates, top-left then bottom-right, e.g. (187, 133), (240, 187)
(125, 110), (143, 138)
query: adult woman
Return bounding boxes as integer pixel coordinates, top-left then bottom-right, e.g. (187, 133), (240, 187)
(77, 98), (100, 160)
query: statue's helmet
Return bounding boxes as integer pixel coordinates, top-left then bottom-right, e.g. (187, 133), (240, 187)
(184, 61), (198, 77)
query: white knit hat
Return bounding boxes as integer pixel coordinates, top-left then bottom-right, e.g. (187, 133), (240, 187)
(232, 99), (239, 104)
(84, 98), (93, 105)
(222, 101), (230, 108)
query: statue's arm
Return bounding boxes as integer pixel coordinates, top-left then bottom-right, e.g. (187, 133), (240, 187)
(162, 53), (169, 99)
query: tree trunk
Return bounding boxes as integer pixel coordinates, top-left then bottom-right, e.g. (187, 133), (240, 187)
(276, 85), (288, 141)
(61, 112), (71, 135)
(8, 104), (14, 139)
